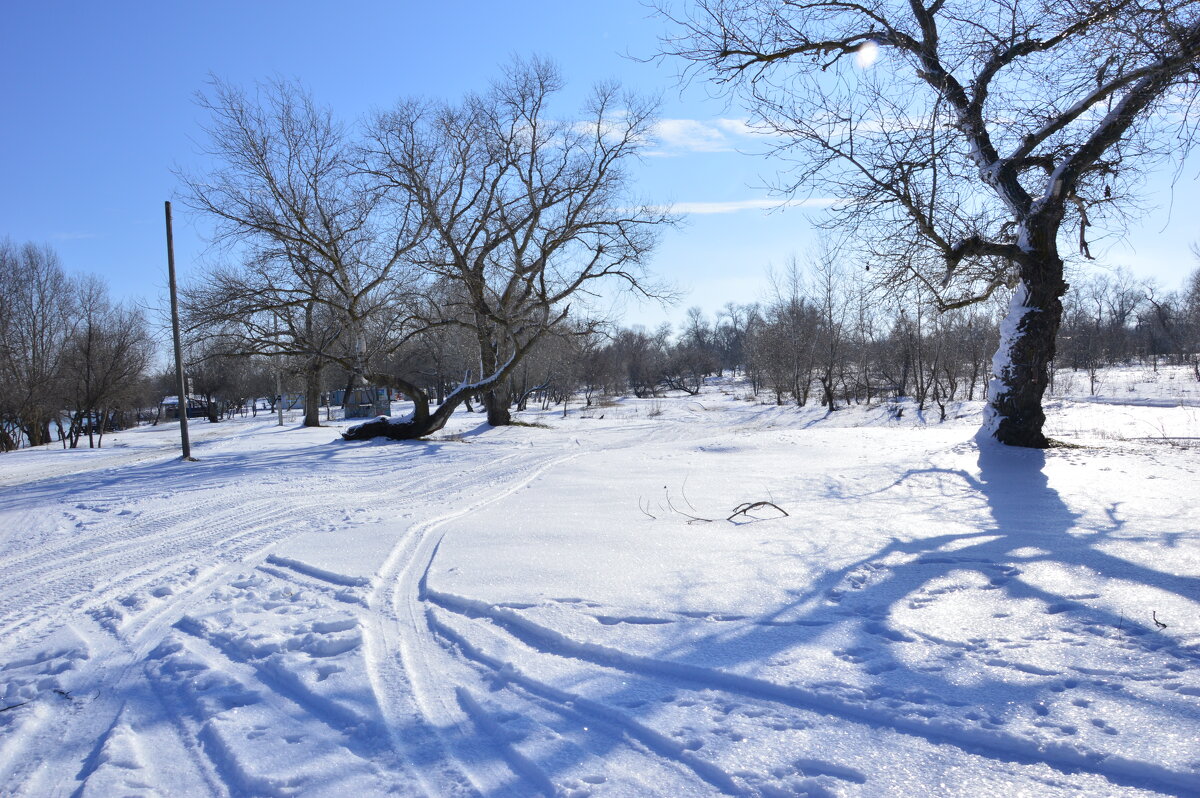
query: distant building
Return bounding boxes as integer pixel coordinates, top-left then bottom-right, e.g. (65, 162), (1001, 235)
(337, 387), (390, 418)
(278, 389), (389, 418)
(280, 392), (307, 411)
(159, 396), (208, 420)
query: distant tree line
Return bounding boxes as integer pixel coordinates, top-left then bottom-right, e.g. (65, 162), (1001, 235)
(594, 261), (1200, 414)
(0, 239), (155, 451)
(311, 254), (1197, 423)
(3, 227), (1197, 454)
(1056, 262), (1200, 392)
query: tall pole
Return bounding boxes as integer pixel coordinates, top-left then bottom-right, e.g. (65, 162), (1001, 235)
(164, 201), (195, 460)
(275, 315), (284, 426)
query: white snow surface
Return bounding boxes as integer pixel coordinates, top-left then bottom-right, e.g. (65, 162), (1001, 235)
(2, 369), (1199, 797)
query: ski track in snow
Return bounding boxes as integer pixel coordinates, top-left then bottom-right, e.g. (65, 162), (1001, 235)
(2, 377), (1199, 796)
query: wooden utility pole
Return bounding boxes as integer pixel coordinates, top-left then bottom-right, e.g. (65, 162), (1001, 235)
(164, 201), (195, 461)
(275, 315), (284, 427)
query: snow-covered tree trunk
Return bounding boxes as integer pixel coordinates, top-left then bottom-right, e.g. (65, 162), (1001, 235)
(982, 223), (1069, 447)
(340, 367), (511, 441)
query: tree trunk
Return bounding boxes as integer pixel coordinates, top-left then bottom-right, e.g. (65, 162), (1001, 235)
(303, 361), (322, 427)
(983, 260), (1068, 448)
(819, 374), (836, 410)
(478, 333), (513, 427)
(483, 386), (512, 426)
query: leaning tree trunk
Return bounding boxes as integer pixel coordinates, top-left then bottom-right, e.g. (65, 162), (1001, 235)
(341, 374), (457, 441)
(342, 334), (544, 442)
(983, 250), (1068, 448)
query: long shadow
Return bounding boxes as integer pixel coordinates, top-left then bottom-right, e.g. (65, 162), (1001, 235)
(427, 438), (1200, 795)
(0, 430), (467, 517)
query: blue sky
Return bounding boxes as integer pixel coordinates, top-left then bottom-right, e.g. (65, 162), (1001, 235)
(3, 2), (1197, 330)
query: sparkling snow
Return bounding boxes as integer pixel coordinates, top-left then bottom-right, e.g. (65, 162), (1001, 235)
(1, 368), (1197, 796)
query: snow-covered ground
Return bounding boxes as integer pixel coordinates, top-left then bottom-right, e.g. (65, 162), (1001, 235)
(2, 367), (1198, 797)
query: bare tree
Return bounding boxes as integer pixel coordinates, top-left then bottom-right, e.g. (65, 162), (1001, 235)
(1186, 249), (1200, 377)
(180, 78), (423, 427)
(757, 259), (824, 405)
(715, 302), (751, 375)
(660, 0), (1200, 446)
(808, 243), (850, 409)
(62, 276), (155, 448)
(609, 325), (671, 398)
(0, 240), (75, 450)
(347, 58), (673, 439)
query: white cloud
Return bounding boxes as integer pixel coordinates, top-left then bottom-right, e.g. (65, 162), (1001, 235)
(650, 117), (759, 155)
(712, 118), (755, 137)
(665, 198), (838, 215)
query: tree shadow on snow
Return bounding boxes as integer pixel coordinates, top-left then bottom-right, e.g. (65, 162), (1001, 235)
(427, 438), (1200, 796)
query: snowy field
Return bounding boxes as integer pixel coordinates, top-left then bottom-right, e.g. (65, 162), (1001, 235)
(1, 366), (1198, 797)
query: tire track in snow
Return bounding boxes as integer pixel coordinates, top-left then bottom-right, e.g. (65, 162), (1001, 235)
(2, 425), (573, 795)
(360, 417), (717, 796)
(363, 442), (591, 797)
(392, 415), (776, 796)
(1, 438), (451, 794)
(165, 619), (412, 793)
(454, 686), (560, 797)
(0, 498), (286, 646)
(0, 425), (462, 587)
(429, 608), (742, 795)
(0, 439), (482, 649)
(144, 626), (401, 797)
(426, 588), (1199, 797)
(0, 558), (255, 797)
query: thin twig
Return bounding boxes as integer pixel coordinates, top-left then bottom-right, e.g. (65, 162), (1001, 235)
(727, 501), (789, 522)
(637, 497), (657, 520)
(680, 474), (699, 512)
(664, 487), (713, 523)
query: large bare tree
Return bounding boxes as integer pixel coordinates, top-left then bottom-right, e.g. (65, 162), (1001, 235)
(660, 0), (1200, 446)
(345, 58), (673, 439)
(182, 64), (671, 441)
(180, 79), (423, 427)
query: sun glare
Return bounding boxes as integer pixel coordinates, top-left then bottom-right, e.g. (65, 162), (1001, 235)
(855, 40), (880, 69)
